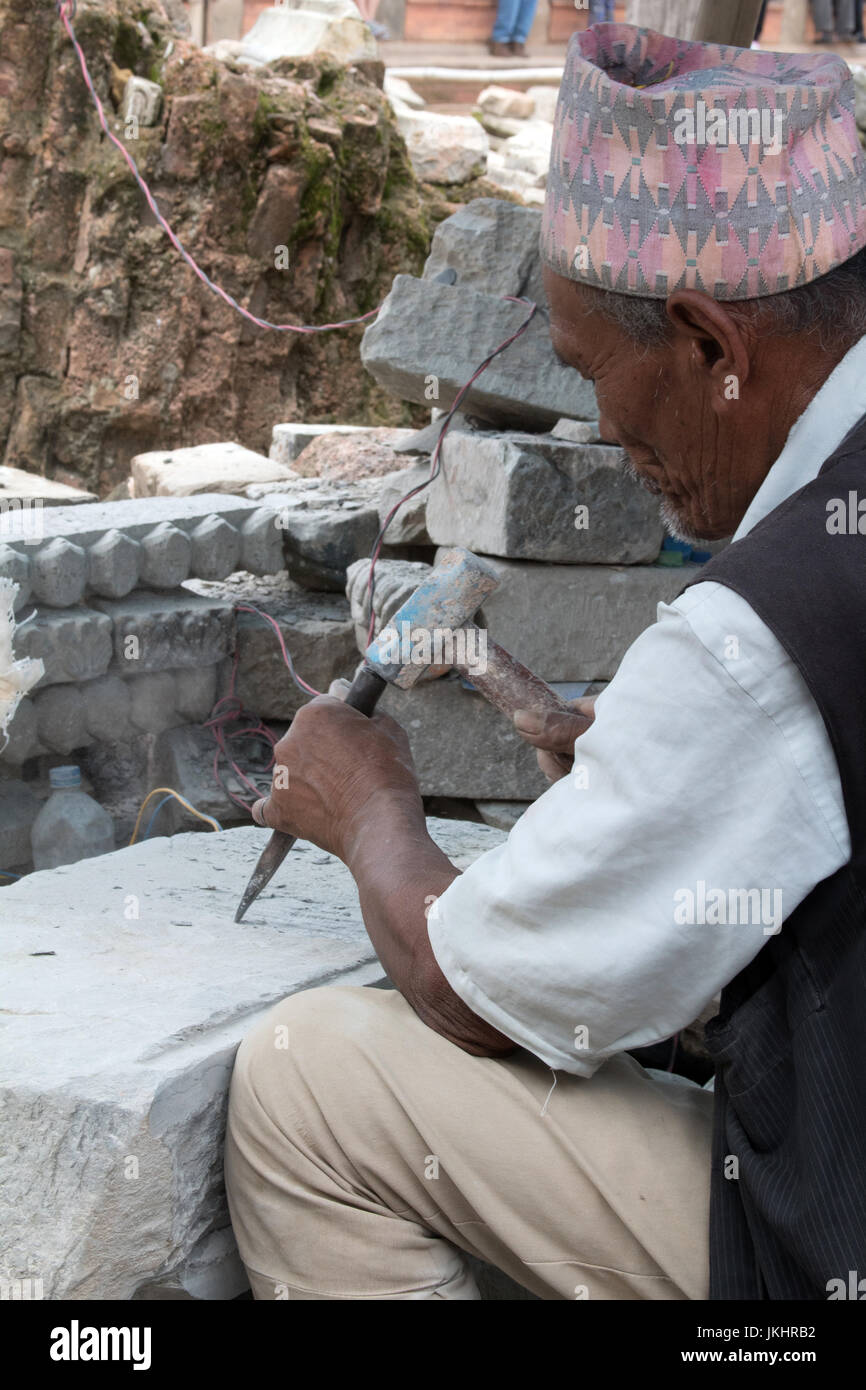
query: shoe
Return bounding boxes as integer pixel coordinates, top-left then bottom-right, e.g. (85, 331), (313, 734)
(510, 41), (530, 57)
(814, 31), (835, 42)
(488, 40), (511, 56)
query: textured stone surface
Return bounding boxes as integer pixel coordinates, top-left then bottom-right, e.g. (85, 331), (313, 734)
(476, 800), (530, 831)
(238, 0), (377, 65)
(0, 466), (96, 505)
(500, 120), (553, 181)
(154, 725), (271, 829)
(270, 423), (378, 468)
(230, 588), (358, 720)
(477, 85), (535, 121)
(376, 463), (432, 545)
(361, 276), (597, 430)
(1, 697), (41, 764)
(382, 676), (548, 799)
(0, 819), (503, 1298)
(189, 515), (241, 582)
(0, 545), (30, 611)
(34, 683), (90, 754)
(289, 428), (417, 481)
(268, 482), (381, 590)
(83, 675), (132, 743)
(30, 538), (88, 608)
(13, 607), (113, 688)
(0, 777), (41, 867)
(346, 555), (434, 655)
(477, 556), (701, 680)
(93, 592), (235, 674)
(138, 523), (192, 590)
(127, 672), (178, 735)
(239, 510), (286, 577)
(422, 198), (542, 299)
(426, 431), (665, 564)
(1, 0), (430, 493)
(395, 107), (489, 185)
(87, 529), (142, 600)
(131, 443), (297, 499)
(121, 74), (162, 127)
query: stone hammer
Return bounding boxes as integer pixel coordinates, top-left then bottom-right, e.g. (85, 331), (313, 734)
(234, 547), (571, 921)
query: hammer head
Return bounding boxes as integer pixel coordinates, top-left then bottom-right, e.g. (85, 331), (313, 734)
(365, 547), (499, 689)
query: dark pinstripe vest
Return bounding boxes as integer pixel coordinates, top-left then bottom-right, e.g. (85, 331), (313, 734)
(685, 413), (866, 1300)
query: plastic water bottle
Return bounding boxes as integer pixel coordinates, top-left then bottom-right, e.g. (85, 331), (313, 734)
(30, 766), (115, 870)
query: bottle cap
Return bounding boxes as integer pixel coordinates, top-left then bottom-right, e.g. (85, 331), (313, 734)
(49, 765), (81, 789)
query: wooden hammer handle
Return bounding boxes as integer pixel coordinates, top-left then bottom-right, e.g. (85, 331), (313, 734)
(454, 635), (573, 721)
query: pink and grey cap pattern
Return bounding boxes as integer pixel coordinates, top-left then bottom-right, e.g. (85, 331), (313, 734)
(541, 23), (866, 300)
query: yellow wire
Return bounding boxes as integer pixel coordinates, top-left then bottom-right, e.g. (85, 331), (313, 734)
(129, 786), (222, 845)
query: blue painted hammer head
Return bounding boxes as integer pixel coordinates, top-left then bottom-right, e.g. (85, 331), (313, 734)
(364, 547), (500, 689)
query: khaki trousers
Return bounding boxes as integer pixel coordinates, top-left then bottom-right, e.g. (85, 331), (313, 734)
(224, 985), (713, 1300)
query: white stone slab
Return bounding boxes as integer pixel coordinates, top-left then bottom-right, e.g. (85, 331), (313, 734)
(0, 819), (504, 1300)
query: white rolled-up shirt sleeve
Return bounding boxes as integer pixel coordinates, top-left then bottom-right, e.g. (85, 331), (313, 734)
(426, 581), (850, 1076)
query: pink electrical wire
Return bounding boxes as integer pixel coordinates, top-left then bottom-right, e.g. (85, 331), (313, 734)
(55, 0), (380, 334)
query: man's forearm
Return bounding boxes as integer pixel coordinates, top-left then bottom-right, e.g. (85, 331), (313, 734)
(343, 790), (515, 1056)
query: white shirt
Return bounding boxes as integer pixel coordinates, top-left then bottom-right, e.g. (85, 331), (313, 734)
(427, 336), (866, 1077)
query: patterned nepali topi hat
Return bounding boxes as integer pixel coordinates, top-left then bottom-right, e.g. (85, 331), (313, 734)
(541, 22), (866, 300)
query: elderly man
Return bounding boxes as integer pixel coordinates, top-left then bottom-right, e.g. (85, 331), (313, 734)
(225, 25), (866, 1300)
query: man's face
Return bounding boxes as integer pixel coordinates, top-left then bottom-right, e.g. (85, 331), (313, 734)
(543, 267), (764, 542)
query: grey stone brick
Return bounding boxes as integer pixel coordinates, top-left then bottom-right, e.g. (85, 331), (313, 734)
(35, 684), (91, 754)
(12, 606), (113, 687)
(426, 431), (665, 563)
(266, 485), (380, 591)
(83, 675), (132, 743)
(0, 778), (41, 867)
(231, 589), (358, 720)
(0, 545), (30, 611)
(173, 665), (218, 723)
(0, 698), (42, 764)
(476, 556), (702, 681)
(240, 510), (285, 577)
(361, 275), (597, 431)
(94, 592), (235, 674)
(30, 537), (88, 608)
(138, 522), (192, 590)
(422, 198), (542, 299)
(87, 529), (141, 600)
(189, 515), (241, 582)
(128, 672), (178, 734)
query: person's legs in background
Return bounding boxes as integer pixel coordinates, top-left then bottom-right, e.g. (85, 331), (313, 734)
(811, 0), (836, 39)
(855, 0), (864, 40)
(590, 0), (616, 23)
(492, 0), (521, 49)
(835, 0), (857, 37)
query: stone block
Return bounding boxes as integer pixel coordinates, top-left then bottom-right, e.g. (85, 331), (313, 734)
(395, 107), (489, 185)
(131, 442), (296, 499)
(476, 800), (530, 831)
(240, 510), (285, 577)
(138, 522), (192, 590)
(189, 515), (241, 582)
(83, 675), (132, 744)
(376, 464), (431, 545)
(154, 725), (269, 827)
(0, 777), (41, 867)
(232, 588), (358, 720)
(361, 276), (597, 431)
(500, 120), (553, 181)
(35, 684), (90, 754)
(383, 73), (425, 110)
(471, 555), (702, 680)
(0, 465), (96, 506)
(174, 665), (218, 723)
(12, 606), (113, 687)
(0, 698), (42, 765)
(93, 592), (235, 674)
(87, 529), (141, 600)
(289, 428), (417, 482)
(0, 819), (501, 1298)
(0, 545), (30, 611)
(477, 85), (536, 121)
(527, 85), (558, 123)
(240, 1), (378, 65)
(30, 537), (87, 608)
(266, 483), (381, 591)
(381, 675), (548, 800)
(422, 198), (543, 301)
(426, 431), (664, 563)
(346, 556), (433, 655)
(270, 423), (377, 469)
(128, 672), (178, 735)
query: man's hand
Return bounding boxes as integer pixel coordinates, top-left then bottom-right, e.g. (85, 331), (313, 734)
(513, 697), (596, 781)
(253, 694), (425, 863)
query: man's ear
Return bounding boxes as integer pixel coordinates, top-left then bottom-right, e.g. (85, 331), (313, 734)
(665, 289), (753, 413)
